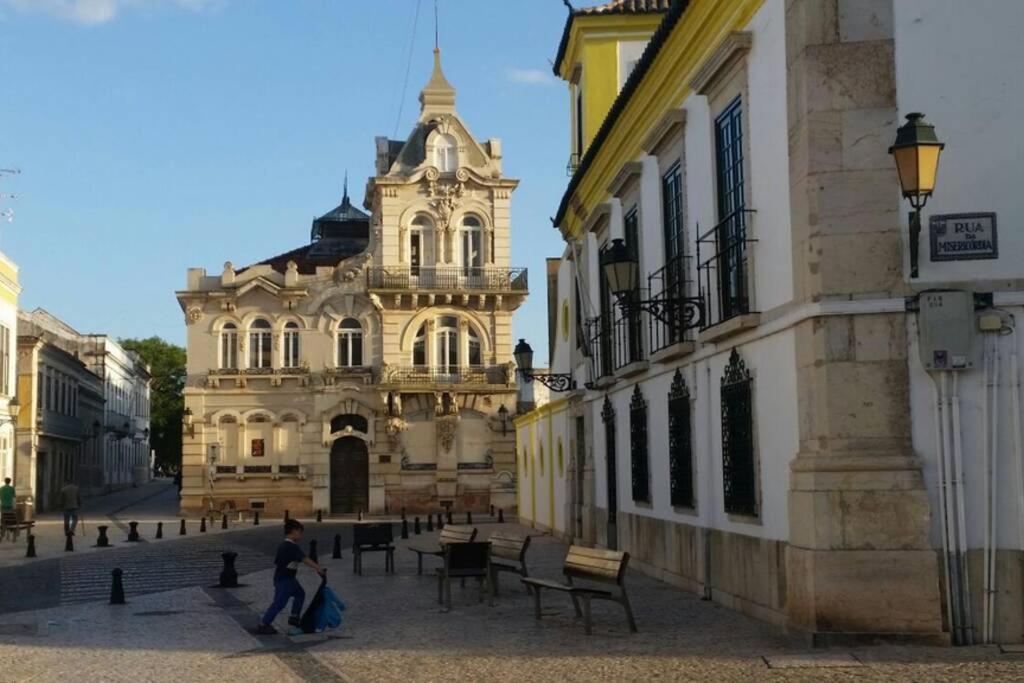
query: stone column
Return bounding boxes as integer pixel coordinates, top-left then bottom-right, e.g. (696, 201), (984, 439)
(784, 0), (943, 644)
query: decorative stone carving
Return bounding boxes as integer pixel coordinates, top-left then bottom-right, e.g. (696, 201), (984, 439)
(437, 414), (458, 453)
(185, 307), (203, 325)
(427, 174), (466, 231)
(368, 293), (384, 312)
(385, 416), (407, 448)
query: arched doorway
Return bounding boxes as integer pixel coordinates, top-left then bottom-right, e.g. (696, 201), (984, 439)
(330, 436), (369, 515)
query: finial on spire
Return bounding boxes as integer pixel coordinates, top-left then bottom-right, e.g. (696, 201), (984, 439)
(434, 0), (439, 50)
(341, 171), (350, 208)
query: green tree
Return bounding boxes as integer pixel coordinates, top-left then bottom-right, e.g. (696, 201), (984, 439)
(120, 337), (186, 471)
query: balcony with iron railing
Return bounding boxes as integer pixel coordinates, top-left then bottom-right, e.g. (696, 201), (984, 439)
(377, 364), (510, 387)
(648, 252), (697, 356)
(697, 208), (758, 337)
(366, 266), (528, 293)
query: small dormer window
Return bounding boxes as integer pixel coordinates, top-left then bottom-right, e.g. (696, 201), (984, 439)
(435, 134), (458, 172)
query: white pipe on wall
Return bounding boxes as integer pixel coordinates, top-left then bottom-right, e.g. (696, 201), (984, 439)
(987, 337), (1001, 643)
(951, 371), (974, 644)
(932, 373), (957, 642)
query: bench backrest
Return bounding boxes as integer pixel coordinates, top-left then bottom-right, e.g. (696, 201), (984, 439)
(444, 541), (491, 572)
(489, 532), (530, 562)
(353, 522), (394, 546)
(563, 545), (629, 585)
(439, 525), (477, 545)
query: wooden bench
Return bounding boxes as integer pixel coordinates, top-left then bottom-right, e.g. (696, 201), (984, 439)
(521, 546), (637, 635)
(488, 533), (531, 595)
(0, 511), (34, 543)
(408, 525), (477, 575)
(352, 523), (395, 575)
(436, 541), (493, 611)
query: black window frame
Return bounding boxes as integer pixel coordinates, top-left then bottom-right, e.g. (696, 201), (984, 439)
(629, 385), (650, 504)
(713, 97), (749, 322)
(668, 368), (694, 508)
(721, 348), (757, 517)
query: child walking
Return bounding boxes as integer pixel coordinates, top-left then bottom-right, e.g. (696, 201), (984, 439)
(256, 518), (325, 634)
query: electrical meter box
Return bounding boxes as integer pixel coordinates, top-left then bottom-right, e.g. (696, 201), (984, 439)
(917, 290), (976, 371)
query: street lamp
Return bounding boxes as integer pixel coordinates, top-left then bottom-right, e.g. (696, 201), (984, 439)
(7, 397), (20, 419)
(889, 112), (944, 278)
(513, 339), (575, 392)
(600, 239), (704, 330)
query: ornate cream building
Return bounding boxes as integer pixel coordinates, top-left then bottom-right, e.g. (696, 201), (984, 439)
(177, 50), (525, 517)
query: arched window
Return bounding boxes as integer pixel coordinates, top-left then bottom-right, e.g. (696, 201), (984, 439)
(283, 322), (300, 368)
(249, 319), (272, 369)
(468, 325), (481, 366)
(337, 319), (363, 367)
(410, 215), (433, 276)
(220, 323), (238, 370)
(413, 323), (427, 367)
(436, 316), (459, 372)
(461, 215), (483, 276)
(435, 134), (458, 172)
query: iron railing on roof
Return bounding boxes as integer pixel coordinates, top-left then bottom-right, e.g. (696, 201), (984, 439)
(648, 252), (695, 353)
(377, 365), (510, 386)
(366, 266), (528, 292)
(697, 208), (757, 329)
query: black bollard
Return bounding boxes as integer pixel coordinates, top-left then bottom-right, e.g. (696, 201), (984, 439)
(498, 508), (505, 523)
(426, 514), (433, 532)
(156, 521), (164, 539)
(446, 509), (453, 525)
(96, 525), (111, 547)
(414, 516), (421, 535)
(110, 568), (125, 604)
(65, 533), (74, 552)
(316, 509), (323, 523)
(358, 509), (363, 522)
(332, 534), (342, 559)
(253, 510), (260, 526)
(219, 552), (239, 588)
(26, 534), (36, 558)
(490, 504), (495, 516)
(201, 517), (208, 533)
(437, 512), (444, 530)
(401, 519), (409, 539)
(179, 519), (187, 536)
(466, 511), (473, 525)
(401, 507), (406, 521)
(309, 539), (319, 563)
(284, 509), (290, 523)
(127, 521), (140, 542)
(222, 514), (228, 530)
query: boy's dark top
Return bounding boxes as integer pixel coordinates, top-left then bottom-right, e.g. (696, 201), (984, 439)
(274, 539), (305, 580)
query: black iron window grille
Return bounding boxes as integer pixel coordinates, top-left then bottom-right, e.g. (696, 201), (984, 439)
(668, 369), (694, 508)
(601, 397), (618, 526)
(721, 348), (757, 516)
(629, 385), (650, 503)
(622, 210), (644, 364)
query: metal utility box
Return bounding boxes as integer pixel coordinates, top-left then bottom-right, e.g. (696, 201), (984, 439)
(917, 290), (976, 371)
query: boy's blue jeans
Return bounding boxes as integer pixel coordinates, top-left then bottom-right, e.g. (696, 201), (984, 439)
(261, 577), (305, 625)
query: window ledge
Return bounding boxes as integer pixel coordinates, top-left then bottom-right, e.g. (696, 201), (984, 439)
(615, 360), (649, 380)
(591, 374), (618, 390)
(697, 313), (761, 345)
(650, 341), (696, 365)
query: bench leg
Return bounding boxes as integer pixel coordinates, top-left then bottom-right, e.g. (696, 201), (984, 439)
(532, 586), (543, 620)
(445, 576), (452, 612)
(417, 553), (423, 575)
(477, 577), (485, 603)
(621, 587), (638, 633)
(570, 593), (583, 618)
(491, 567), (499, 596)
(486, 573), (494, 607)
(581, 595), (592, 636)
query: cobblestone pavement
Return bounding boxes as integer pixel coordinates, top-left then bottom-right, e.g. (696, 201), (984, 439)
(3, 498), (1024, 681)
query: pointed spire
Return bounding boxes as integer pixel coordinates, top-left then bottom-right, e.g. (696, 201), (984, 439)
(419, 48), (456, 115)
(342, 171), (349, 208)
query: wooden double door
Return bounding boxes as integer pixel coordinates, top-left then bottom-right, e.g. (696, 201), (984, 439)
(330, 437), (369, 515)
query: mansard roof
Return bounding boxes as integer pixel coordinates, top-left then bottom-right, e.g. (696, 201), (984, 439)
(241, 185), (370, 275)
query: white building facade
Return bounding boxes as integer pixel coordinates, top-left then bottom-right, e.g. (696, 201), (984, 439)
(519, 0), (1024, 645)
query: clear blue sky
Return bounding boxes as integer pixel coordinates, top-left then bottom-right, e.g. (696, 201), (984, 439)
(0, 0), (570, 353)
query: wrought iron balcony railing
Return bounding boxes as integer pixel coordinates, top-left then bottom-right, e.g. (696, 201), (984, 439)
(648, 252), (695, 353)
(378, 364), (510, 386)
(366, 266), (528, 293)
(585, 316), (614, 380)
(697, 208), (757, 329)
